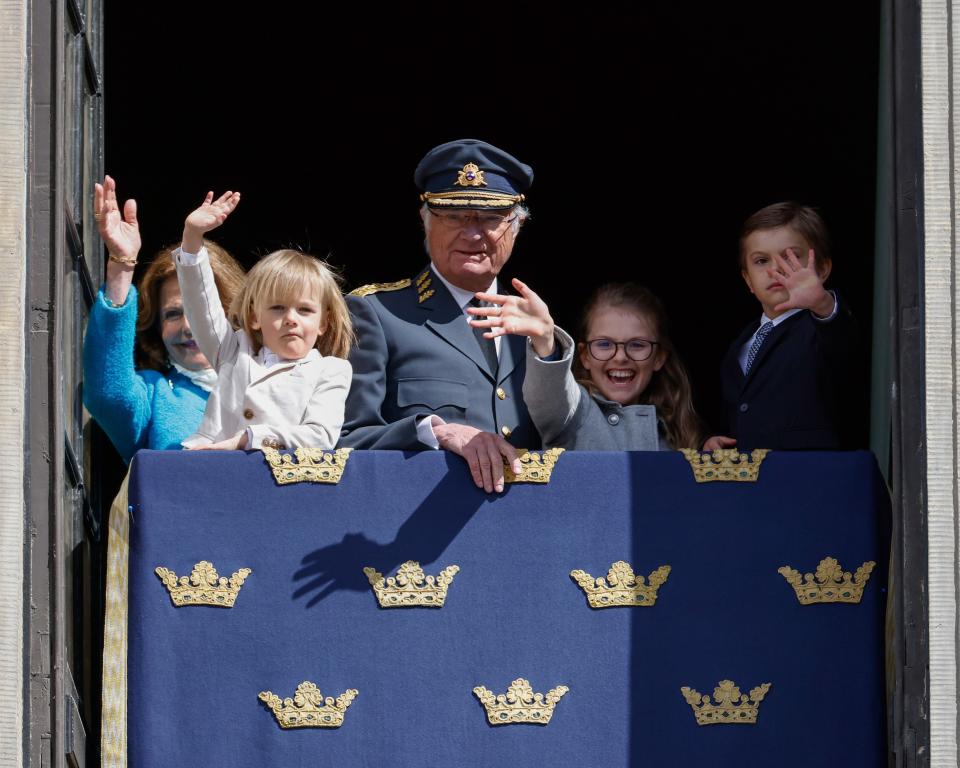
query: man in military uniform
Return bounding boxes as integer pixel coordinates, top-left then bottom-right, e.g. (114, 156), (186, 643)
(341, 139), (539, 492)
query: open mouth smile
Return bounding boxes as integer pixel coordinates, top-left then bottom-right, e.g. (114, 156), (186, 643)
(606, 369), (636, 384)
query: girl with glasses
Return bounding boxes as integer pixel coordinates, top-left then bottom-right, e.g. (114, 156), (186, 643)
(468, 281), (704, 450)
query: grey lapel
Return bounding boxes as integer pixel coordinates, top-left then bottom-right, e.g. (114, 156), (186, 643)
(497, 333), (524, 384)
(421, 279), (496, 380)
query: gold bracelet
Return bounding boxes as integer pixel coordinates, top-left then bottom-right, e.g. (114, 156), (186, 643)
(108, 252), (138, 267)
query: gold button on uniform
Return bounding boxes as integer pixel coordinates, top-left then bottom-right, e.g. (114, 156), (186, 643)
(501, 425), (512, 438)
(243, 408), (255, 420)
(496, 388), (507, 400)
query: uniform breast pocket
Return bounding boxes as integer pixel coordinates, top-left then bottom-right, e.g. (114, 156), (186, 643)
(395, 378), (469, 413)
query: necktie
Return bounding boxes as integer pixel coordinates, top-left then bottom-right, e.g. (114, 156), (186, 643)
(744, 321), (774, 374)
(468, 298), (499, 374)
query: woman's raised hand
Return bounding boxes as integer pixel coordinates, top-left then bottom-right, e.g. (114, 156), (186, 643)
(95, 175), (141, 267)
(467, 277), (556, 358)
(182, 190), (241, 253)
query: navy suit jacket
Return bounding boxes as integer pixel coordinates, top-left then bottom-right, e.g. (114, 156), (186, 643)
(340, 268), (538, 451)
(720, 299), (857, 450)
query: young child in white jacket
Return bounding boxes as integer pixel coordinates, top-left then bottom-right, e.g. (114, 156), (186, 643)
(174, 190), (353, 451)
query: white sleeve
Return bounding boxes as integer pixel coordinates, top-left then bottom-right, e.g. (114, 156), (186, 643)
(173, 245), (239, 369)
(415, 415), (442, 449)
(811, 290), (839, 322)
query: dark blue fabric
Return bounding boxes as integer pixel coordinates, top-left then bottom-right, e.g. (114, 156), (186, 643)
(414, 138), (534, 204)
(127, 450), (888, 767)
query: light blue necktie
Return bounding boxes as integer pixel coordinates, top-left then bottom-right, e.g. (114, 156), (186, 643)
(745, 321), (774, 374)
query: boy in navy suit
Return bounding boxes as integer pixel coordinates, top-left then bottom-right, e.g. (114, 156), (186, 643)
(706, 202), (856, 451)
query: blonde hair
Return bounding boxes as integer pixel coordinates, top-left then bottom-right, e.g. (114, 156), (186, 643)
(228, 249), (353, 359)
(136, 239), (245, 372)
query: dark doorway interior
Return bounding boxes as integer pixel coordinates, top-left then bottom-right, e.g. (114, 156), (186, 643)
(103, 2), (879, 440)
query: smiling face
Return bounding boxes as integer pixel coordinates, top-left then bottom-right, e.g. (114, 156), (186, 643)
(158, 276), (211, 371)
(741, 225), (830, 318)
(422, 207), (518, 293)
(251, 285), (326, 360)
(578, 305), (666, 406)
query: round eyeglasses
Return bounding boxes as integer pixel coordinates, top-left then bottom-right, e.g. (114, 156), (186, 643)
(585, 338), (659, 362)
(428, 209), (518, 234)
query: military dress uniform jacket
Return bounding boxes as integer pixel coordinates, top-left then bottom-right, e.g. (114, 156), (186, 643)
(720, 297), (857, 451)
(340, 269), (539, 451)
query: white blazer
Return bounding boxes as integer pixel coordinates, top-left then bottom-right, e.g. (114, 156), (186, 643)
(175, 247), (352, 450)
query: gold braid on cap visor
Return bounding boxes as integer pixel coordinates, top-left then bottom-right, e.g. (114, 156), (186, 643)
(421, 190), (524, 207)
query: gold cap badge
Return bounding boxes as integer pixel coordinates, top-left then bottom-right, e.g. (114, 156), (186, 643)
(455, 162), (487, 188)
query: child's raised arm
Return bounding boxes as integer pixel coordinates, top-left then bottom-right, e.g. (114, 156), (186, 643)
(467, 277), (557, 357)
(175, 191), (241, 369)
(182, 191), (240, 253)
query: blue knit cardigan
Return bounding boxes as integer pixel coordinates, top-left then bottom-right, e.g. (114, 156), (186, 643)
(82, 286), (209, 463)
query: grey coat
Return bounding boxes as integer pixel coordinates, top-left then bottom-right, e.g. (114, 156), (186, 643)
(522, 328), (668, 451)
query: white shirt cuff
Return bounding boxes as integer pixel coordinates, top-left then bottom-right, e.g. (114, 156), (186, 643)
(416, 414), (442, 450)
(811, 290), (839, 322)
(176, 245), (207, 265)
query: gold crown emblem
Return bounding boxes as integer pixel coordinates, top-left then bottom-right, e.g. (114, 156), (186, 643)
(155, 561), (251, 607)
(778, 557), (876, 604)
(681, 680), (771, 725)
(363, 561), (460, 608)
(570, 561), (671, 608)
(258, 681), (358, 729)
(262, 446), (351, 485)
(680, 448), (769, 482)
(455, 162), (487, 187)
(473, 678), (569, 726)
(503, 447), (565, 483)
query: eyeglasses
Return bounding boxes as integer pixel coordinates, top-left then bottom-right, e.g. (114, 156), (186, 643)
(428, 208), (518, 234)
(585, 338), (659, 362)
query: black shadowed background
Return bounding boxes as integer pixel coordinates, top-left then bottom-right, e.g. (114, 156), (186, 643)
(103, 2), (879, 441)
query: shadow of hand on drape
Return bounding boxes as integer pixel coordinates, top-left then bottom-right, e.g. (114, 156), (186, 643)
(292, 456), (497, 607)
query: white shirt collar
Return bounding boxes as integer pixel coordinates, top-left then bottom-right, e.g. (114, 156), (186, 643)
(170, 362), (218, 392)
(256, 347), (319, 369)
(761, 307), (804, 327)
(429, 266), (497, 312)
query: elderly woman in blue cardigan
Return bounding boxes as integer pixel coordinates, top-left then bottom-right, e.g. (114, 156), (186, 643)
(83, 176), (245, 462)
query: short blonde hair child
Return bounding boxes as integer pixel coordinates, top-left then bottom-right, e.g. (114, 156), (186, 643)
(228, 249), (353, 360)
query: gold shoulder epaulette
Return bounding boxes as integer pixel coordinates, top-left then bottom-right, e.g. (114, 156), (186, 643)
(349, 279), (411, 297)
